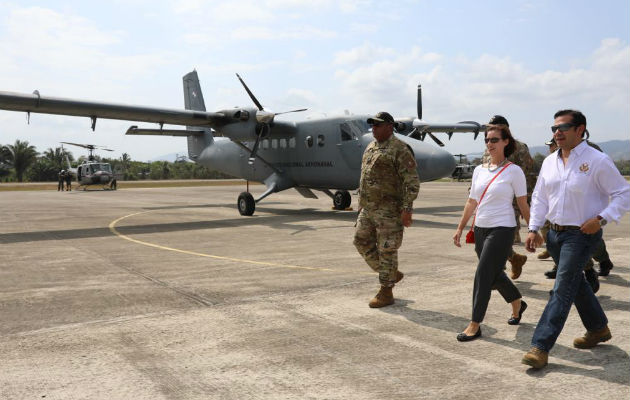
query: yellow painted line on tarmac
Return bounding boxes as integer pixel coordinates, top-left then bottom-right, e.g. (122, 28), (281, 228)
(109, 211), (374, 275)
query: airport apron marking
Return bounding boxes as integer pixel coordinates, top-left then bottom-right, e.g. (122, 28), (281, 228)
(109, 211), (374, 275)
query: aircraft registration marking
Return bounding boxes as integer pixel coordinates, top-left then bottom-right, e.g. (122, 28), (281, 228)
(109, 211), (374, 275)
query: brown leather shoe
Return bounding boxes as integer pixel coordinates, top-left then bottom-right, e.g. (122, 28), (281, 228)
(394, 270), (404, 283)
(537, 250), (550, 260)
(369, 286), (394, 308)
(509, 253), (527, 280)
(522, 347), (548, 369)
(573, 326), (611, 349)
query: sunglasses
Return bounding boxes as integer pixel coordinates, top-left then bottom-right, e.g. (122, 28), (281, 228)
(484, 137), (501, 144)
(551, 123), (576, 133)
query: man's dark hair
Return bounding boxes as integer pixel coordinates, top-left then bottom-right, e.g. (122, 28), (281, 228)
(554, 109), (588, 137)
(485, 124), (516, 158)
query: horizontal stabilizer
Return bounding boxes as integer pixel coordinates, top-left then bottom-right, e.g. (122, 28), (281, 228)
(125, 126), (205, 136)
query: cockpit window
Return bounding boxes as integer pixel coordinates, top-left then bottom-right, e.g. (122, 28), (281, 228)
(340, 120), (368, 141)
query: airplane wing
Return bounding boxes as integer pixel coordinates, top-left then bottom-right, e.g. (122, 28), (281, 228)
(409, 120), (485, 146)
(0, 90), (226, 128)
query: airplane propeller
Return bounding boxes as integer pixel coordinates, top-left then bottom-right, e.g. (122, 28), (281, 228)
(235, 73), (306, 164)
(405, 84), (445, 147)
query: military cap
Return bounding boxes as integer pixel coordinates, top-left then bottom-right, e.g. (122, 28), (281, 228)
(367, 111), (395, 125)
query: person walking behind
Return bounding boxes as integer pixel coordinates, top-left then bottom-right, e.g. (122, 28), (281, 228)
(354, 111), (420, 308)
(522, 109), (630, 369)
(453, 124), (530, 341)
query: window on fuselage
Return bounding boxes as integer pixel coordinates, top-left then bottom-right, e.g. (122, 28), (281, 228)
(305, 136), (313, 148)
(271, 139), (278, 149)
(289, 138), (296, 148)
(317, 135), (325, 147)
(280, 139), (287, 149)
(340, 120), (366, 141)
(262, 139), (269, 149)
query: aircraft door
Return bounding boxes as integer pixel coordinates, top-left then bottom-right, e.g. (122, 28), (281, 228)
(337, 121), (365, 170)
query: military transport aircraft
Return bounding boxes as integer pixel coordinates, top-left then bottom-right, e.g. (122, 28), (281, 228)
(0, 71), (484, 215)
(61, 142), (118, 190)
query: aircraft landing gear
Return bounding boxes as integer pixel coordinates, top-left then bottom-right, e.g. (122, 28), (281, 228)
(332, 190), (351, 210)
(238, 192), (255, 216)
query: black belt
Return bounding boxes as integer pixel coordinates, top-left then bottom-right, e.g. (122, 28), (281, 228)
(550, 223), (580, 232)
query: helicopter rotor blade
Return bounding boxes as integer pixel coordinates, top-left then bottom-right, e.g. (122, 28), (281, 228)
(60, 141), (90, 149)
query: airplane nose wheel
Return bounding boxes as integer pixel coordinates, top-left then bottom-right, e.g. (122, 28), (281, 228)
(333, 190), (351, 210)
(238, 192), (256, 216)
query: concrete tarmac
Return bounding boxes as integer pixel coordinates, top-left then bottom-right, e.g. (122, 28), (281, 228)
(1, 182), (628, 399)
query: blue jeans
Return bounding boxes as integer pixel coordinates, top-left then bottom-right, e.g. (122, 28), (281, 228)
(531, 229), (607, 352)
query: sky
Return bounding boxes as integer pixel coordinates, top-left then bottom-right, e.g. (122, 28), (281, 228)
(0, 0), (628, 161)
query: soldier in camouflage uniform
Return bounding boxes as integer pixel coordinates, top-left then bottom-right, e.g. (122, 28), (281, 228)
(354, 111), (420, 308)
(481, 115), (533, 280)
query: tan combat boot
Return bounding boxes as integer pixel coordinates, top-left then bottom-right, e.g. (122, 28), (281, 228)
(369, 286), (394, 308)
(521, 347), (548, 369)
(573, 326), (611, 349)
(509, 252), (527, 280)
(537, 250), (550, 260)
(395, 270), (404, 283)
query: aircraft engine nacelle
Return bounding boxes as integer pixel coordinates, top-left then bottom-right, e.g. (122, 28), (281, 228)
(214, 107), (260, 141)
(394, 117), (415, 135)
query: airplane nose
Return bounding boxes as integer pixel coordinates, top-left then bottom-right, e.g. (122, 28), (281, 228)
(423, 149), (455, 181)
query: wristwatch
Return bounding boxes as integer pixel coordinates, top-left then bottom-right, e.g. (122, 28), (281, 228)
(597, 215), (607, 227)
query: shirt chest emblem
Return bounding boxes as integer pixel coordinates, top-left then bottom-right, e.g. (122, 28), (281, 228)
(579, 162), (590, 173)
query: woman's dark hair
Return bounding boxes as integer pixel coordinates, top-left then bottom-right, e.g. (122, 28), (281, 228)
(485, 124), (516, 158)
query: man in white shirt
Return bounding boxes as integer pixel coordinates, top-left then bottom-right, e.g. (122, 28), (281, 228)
(521, 109), (630, 369)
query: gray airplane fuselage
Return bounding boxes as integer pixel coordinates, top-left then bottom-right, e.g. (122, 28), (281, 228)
(192, 115), (456, 191)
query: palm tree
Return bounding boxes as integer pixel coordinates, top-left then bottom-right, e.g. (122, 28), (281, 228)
(5, 140), (38, 182)
(44, 147), (73, 171)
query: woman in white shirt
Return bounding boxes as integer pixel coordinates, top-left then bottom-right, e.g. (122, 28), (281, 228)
(452, 124), (531, 341)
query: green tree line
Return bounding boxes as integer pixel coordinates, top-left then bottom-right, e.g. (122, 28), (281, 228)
(0, 140), (233, 183)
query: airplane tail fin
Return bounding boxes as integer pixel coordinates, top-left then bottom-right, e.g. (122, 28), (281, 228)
(182, 70), (213, 160)
(183, 70), (207, 112)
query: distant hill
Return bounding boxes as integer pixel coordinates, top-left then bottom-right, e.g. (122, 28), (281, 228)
(529, 139), (630, 161)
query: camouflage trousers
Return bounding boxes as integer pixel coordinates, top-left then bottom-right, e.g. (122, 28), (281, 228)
(354, 208), (404, 287)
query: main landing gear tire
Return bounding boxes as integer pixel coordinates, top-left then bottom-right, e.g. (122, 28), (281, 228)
(238, 192), (256, 216)
(333, 190), (351, 210)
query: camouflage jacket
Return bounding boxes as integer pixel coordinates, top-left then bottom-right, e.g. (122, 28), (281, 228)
(482, 139), (536, 197)
(358, 135), (420, 210)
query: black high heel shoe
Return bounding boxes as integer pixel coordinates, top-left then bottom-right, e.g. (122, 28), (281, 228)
(508, 300), (528, 325)
(457, 327), (481, 342)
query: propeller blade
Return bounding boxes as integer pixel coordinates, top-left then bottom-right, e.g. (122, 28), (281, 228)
(417, 84), (422, 120)
(427, 132), (445, 147)
(248, 124), (267, 164)
(274, 108), (307, 115)
(236, 73), (264, 111)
